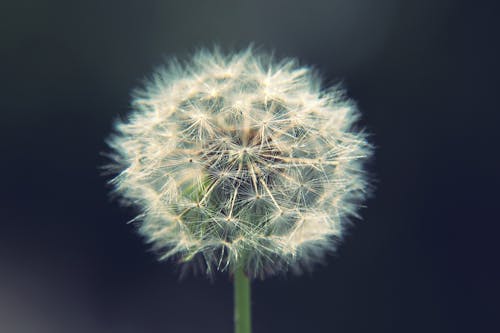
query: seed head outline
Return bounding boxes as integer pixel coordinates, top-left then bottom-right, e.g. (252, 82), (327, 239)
(107, 48), (372, 278)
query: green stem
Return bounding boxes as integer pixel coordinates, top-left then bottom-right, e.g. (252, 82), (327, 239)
(234, 265), (251, 333)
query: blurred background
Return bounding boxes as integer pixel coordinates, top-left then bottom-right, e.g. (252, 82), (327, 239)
(1, 0), (499, 332)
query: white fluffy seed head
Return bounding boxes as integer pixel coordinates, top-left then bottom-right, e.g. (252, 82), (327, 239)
(106, 47), (372, 279)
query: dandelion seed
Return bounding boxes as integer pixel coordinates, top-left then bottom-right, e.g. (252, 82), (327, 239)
(106, 47), (372, 279)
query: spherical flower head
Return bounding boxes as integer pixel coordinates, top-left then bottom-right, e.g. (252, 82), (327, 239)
(107, 47), (372, 279)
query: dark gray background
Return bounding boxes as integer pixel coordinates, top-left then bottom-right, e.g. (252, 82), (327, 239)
(2, 0), (499, 332)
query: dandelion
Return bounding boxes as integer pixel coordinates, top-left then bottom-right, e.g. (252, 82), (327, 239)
(106, 47), (372, 333)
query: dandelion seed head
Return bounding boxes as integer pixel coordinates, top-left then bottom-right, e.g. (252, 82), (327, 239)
(107, 47), (372, 279)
